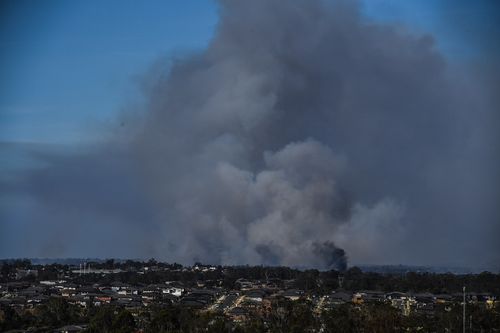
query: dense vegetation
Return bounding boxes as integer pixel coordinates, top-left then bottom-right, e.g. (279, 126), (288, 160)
(2, 298), (500, 332)
(3, 259), (499, 294)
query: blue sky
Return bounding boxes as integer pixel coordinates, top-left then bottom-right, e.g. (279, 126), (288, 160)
(1, 0), (497, 145)
(1, 0), (218, 144)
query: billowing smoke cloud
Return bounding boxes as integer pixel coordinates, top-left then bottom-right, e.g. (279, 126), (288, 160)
(2, 0), (499, 270)
(144, 139), (356, 268)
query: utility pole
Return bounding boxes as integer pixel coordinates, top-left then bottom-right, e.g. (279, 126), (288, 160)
(463, 286), (466, 333)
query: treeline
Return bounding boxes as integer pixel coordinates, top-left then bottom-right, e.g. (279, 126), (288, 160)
(2, 259), (500, 294)
(0, 298), (137, 332)
(201, 266), (500, 294)
(321, 302), (500, 333)
(341, 267), (500, 294)
(2, 297), (500, 332)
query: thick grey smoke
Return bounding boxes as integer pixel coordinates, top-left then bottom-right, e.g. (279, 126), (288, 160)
(2, 0), (499, 270)
(139, 138), (355, 268)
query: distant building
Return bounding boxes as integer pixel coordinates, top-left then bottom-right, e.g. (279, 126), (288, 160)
(164, 282), (185, 297)
(282, 289), (304, 301)
(15, 269), (38, 280)
(329, 291), (353, 305)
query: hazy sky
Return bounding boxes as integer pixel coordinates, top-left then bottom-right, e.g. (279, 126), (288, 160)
(1, 0), (499, 269)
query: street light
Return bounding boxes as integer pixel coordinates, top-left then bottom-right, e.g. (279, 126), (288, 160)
(463, 286), (466, 333)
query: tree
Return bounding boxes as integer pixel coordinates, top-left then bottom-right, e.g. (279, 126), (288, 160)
(88, 306), (115, 333)
(322, 304), (361, 333)
(268, 299), (318, 333)
(35, 297), (81, 328)
(361, 303), (402, 333)
(112, 309), (136, 333)
(0, 304), (24, 331)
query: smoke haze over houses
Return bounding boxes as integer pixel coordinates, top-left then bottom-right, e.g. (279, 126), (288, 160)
(1, 0), (499, 270)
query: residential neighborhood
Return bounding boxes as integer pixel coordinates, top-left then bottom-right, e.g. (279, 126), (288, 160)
(1, 259), (499, 332)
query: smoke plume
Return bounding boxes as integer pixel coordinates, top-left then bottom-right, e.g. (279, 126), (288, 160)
(2, 0), (499, 270)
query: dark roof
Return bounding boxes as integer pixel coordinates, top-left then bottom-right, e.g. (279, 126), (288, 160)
(180, 299), (206, 307)
(62, 283), (78, 288)
(435, 294), (452, 300)
(386, 292), (408, 299)
(53, 324), (86, 332)
(190, 289), (217, 295)
(245, 289), (266, 298)
(220, 294), (238, 309)
(229, 306), (248, 315)
(331, 291), (352, 302)
(283, 289), (303, 297)
(77, 286), (98, 293)
(361, 290), (385, 296)
(162, 294), (179, 302)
